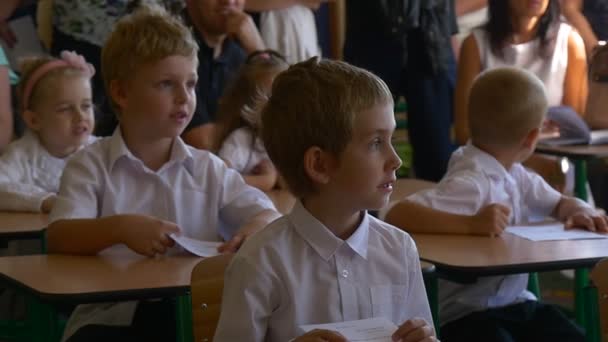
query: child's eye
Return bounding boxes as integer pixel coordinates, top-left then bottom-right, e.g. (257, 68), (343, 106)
(370, 138), (382, 149)
(81, 103), (93, 111)
(158, 80), (173, 89)
(187, 79), (197, 89)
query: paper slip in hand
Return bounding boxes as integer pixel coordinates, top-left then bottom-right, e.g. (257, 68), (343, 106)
(299, 317), (398, 342)
(505, 223), (608, 242)
(170, 234), (222, 257)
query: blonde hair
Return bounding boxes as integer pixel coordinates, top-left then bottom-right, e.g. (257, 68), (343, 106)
(18, 56), (90, 112)
(469, 67), (548, 148)
(101, 3), (198, 114)
(261, 57), (392, 197)
(213, 50), (288, 153)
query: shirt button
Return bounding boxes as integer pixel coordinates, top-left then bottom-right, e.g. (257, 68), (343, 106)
(342, 269), (349, 278)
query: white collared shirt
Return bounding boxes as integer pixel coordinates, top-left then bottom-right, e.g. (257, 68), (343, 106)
(213, 201), (433, 342)
(51, 129), (275, 340)
(408, 143), (562, 325)
(0, 130), (95, 212)
(218, 127), (270, 174)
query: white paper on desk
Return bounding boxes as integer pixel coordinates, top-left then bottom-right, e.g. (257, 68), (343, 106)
(170, 234), (222, 257)
(0, 16), (44, 71)
(505, 223), (608, 241)
(298, 317), (398, 342)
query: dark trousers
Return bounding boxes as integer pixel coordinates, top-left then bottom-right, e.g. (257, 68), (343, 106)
(66, 299), (176, 342)
(51, 28), (117, 136)
(441, 301), (585, 342)
(344, 32), (456, 182)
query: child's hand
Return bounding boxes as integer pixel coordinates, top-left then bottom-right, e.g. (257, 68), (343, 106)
(565, 209), (608, 233)
(252, 159), (274, 175)
(392, 318), (436, 342)
(293, 329), (347, 342)
(41, 195), (56, 213)
(121, 215), (180, 257)
(469, 203), (511, 236)
(224, 9), (265, 53)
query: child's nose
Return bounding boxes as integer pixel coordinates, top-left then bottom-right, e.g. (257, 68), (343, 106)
(388, 146), (402, 171)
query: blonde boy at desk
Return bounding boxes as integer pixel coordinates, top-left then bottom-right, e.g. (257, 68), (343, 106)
(46, 5), (279, 342)
(214, 58), (436, 342)
(386, 67), (606, 342)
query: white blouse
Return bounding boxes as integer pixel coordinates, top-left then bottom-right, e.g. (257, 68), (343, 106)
(0, 131), (94, 212)
(473, 22), (572, 107)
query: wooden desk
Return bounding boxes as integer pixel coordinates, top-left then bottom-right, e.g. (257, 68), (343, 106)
(536, 144), (608, 201)
(414, 232), (608, 340)
(0, 252), (202, 342)
(536, 144), (608, 331)
(413, 233), (608, 280)
(0, 212), (48, 241)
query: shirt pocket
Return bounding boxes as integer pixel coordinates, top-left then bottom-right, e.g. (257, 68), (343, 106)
(370, 285), (408, 324)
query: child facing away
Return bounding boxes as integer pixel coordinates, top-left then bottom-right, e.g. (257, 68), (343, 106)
(46, 5), (279, 342)
(213, 58), (437, 342)
(0, 51), (96, 213)
(214, 49), (288, 192)
(386, 67), (607, 342)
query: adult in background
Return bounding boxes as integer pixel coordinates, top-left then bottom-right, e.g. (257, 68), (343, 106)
(343, 0), (458, 182)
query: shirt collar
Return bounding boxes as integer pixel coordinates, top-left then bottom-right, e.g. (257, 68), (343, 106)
(289, 201), (370, 261)
(108, 128), (194, 173)
(449, 142), (512, 180)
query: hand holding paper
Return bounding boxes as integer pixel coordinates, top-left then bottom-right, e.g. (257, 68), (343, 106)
(391, 318), (437, 342)
(170, 234), (222, 257)
(299, 317), (399, 342)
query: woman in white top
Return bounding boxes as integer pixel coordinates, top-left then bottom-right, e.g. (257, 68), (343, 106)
(0, 51), (95, 213)
(454, 0), (588, 145)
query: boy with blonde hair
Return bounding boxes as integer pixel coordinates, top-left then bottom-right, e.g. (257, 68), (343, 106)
(47, 5), (278, 341)
(386, 67), (605, 341)
(214, 57), (437, 342)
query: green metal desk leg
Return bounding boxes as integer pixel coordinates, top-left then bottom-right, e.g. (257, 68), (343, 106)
(175, 294), (193, 342)
(424, 276), (440, 337)
(573, 159), (588, 201)
(527, 272), (541, 299)
(25, 295), (59, 342)
(576, 269), (591, 335)
(583, 285), (600, 342)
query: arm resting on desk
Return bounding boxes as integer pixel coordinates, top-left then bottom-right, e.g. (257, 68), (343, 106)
(47, 214), (180, 256)
(553, 196), (608, 232)
(385, 200), (510, 236)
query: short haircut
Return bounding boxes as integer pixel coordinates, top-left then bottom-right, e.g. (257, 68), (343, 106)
(101, 3), (198, 114)
(261, 57), (392, 198)
(468, 67), (548, 148)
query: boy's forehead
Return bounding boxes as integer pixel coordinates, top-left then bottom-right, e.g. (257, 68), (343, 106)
(349, 102), (395, 135)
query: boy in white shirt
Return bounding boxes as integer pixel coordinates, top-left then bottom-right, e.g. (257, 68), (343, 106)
(213, 58), (437, 342)
(47, 5), (279, 342)
(386, 67), (605, 341)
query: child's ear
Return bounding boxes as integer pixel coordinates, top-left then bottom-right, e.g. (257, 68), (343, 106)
(522, 127), (541, 149)
(22, 109), (41, 131)
(303, 146), (332, 186)
(109, 79), (127, 110)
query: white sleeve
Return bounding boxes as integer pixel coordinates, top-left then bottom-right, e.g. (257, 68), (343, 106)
(218, 129), (252, 173)
(49, 153), (100, 222)
(216, 161), (276, 239)
(519, 168), (562, 217)
(0, 152), (53, 212)
(406, 176), (485, 216)
(214, 255), (277, 342)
